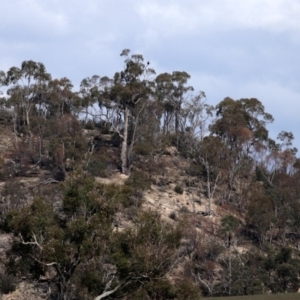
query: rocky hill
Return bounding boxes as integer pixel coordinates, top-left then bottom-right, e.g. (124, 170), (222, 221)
(0, 125), (300, 300)
(1, 54), (300, 299)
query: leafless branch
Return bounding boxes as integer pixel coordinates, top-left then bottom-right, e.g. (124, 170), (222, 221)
(19, 232), (43, 251)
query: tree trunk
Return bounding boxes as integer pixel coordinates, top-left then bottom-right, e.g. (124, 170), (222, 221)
(207, 165), (211, 213)
(26, 109), (30, 127)
(121, 106), (129, 175)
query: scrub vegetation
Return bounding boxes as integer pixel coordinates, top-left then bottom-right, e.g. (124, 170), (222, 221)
(0, 50), (300, 299)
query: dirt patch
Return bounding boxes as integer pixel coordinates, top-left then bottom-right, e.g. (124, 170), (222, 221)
(95, 172), (129, 185)
(2, 281), (45, 300)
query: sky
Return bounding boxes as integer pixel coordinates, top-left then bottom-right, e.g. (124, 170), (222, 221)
(1, 0), (300, 149)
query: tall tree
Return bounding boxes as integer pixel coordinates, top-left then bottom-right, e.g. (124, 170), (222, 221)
(81, 49), (156, 175)
(211, 97), (273, 155)
(156, 71), (193, 135)
(46, 77), (78, 118)
(3, 61), (51, 134)
(193, 136), (229, 213)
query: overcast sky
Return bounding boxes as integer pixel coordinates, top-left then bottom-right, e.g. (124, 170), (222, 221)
(1, 0), (300, 149)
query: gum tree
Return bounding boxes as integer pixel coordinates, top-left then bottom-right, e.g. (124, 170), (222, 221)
(80, 49), (156, 175)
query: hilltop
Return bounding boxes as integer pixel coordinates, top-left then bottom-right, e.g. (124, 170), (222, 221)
(0, 51), (300, 299)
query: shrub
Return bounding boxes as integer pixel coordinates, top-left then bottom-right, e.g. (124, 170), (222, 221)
(85, 151), (114, 178)
(84, 119), (95, 130)
(175, 279), (202, 300)
(100, 183), (143, 209)
(134, 142), (153, 156)
(0, 272), (17, 294)
(126, 170), (151, 191)
(94, 120), (111, 134)
(220, 215), (240, 235)
(187, 162), (204, 177)
(143, 279), (176, 299)
(174, 185), (183, 195)
(86, 159), (108, 177)
(169, 211), (177, 220)
(180, 206), (189, 213)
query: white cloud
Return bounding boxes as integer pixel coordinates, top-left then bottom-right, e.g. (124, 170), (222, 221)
(136, 0), (300, 38)
(0, 0), (299, 147)
(1, 0), (69, 39)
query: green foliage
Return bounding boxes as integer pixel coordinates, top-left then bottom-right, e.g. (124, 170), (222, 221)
(143, 279), (176, 299)
(3, 173), (116, 299)
(262, 247), (300, 293)
(4, 197), (55, 240)
(72, 260), (106, 298)
(245, 191), (274, 244)
(2, 171), (181, 299)
(134, 142), (153, 156)
(215, 251), (265, 297)
(125, 169), (151, 191)
(1, 49), (300, 300)
(100, 183), (141, 209)
(112, 211), (182, 281)
(62, 173), (97, 217)
(85, 149), (114, 178)
(275, 247), (292, 264)
(220, 215), (240, 236)
(175, 279), (202, 300)
(212, 97), (273, 150)
(86, 157), (108, 177)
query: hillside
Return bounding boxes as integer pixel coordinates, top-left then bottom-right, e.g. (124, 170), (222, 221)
(0, 126), (299, 300)
(0, 53), (300, 300)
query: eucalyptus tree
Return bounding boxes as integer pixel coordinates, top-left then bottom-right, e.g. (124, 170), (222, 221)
(2, 60), (51, 134)
(78, 75), (112, 122)
(156, 71), (193, 135)
(181, 91), (212, 142)
(80, 49), (156, 175)
(195, 136), (230, 213)
(109, 50), (156, 174)
(46, 77), (79, 118)
(209, 98), (274, 204)
(211, 97), (273, 154)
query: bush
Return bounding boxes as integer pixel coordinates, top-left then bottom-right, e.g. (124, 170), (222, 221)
(100, 183), (143, 209)
(180, 206), (189, 213)
(94, 120), (111, 134)
(187, 162), (204, 177)
(143, 279), (176, 299)
(84, 119), (95, 130)
(169, 211), (177, 220)
(174, 185), (183, 194)
(126, 170), (151, 191)
(175, 279), (202, 300)
(220, 215), (240, 235)
(85, 151), (114, 178)
(0, 272), (17, 294)
(86, 159), (108, 178)
(134, 142), (153, 156)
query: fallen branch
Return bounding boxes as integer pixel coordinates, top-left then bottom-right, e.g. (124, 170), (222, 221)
(94, 280), (130, 300)
(40, 178), (60, 185)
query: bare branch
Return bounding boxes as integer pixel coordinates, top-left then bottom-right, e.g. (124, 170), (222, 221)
(19, 232), (43, 251)
(94, 281), (130, 300)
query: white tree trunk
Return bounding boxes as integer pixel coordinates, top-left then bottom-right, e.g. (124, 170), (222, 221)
(121, 106), (129, 175)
